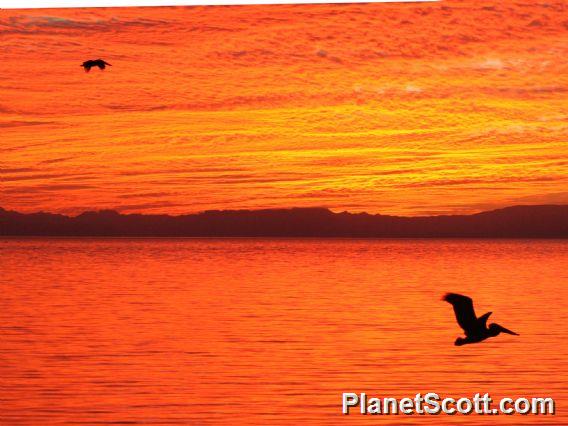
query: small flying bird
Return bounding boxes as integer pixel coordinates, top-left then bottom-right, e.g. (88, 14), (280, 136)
(443, 293), (519, 346)
(81, 59), (112, 72)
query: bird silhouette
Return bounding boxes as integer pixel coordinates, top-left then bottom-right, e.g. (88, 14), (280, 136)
(443, 293), (519, 346)
(81, 59), (112, 73)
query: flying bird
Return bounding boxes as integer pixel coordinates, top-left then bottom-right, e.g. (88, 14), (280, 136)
(443, 293), (519, 346)
(81, 59), (112, 72)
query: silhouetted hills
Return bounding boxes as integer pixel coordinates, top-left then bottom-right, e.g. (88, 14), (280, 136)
(1, 205), (567, 238)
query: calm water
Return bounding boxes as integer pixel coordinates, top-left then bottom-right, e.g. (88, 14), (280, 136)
(1, 239), (566, 425)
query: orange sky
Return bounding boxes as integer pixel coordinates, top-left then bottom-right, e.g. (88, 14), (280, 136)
(1, 0), (567, 216)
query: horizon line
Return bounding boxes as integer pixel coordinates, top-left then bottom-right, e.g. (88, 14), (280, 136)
(2, 203), (567, 219)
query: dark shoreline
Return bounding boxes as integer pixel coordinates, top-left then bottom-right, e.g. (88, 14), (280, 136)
(2, 204), (567, 238)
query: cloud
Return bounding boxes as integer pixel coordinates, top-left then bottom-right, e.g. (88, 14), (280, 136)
(0, 167), (36, 174)
(2, 184), (94, 194)
(398, 176), (563, 189)
(511, 192), (568, 205)
(315, 48), (342, 63)
(475, 58), (506, 70)
(404, 85), (423, 94)
(117, 191), (174, 199)
(1, 172), (82, 182)
(116, 201), (186, 212)
(3, 15), (170, 34)
(0, 121), (54, 128)
(39, 157), (76, 165)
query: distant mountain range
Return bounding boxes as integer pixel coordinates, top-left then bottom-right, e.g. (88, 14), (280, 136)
(1, 205), (567, 238)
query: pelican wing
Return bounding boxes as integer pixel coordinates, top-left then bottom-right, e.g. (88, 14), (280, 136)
(443, 293), (479, 336)
(477, 311), (492, 329)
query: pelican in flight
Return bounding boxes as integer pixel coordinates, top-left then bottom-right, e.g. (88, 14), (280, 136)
(443, 293), (519, 346)
(81, 59), (112, 72)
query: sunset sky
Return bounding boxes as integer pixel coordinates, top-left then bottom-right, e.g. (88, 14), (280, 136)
(1, 0), (567, 216)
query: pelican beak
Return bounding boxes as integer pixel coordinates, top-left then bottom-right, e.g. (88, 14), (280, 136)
(501, 326), (519, 336)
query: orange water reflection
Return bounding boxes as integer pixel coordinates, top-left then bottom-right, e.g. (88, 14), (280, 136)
(1, 239), (566, 424)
